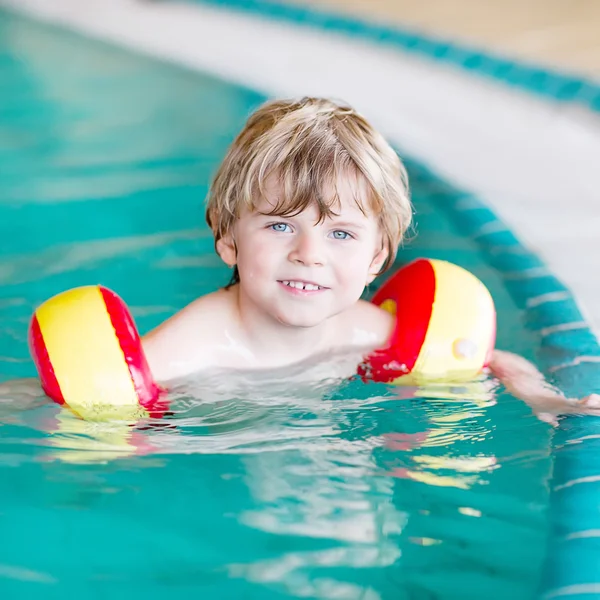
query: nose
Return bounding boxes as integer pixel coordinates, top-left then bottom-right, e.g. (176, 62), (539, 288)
(288, 231), (325, 267)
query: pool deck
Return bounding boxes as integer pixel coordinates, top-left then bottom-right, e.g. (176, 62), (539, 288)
(2, 0), (599, 351)
(288, 0), (600, 81)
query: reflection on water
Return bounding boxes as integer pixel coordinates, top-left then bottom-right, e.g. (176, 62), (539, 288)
(0, 363), (544, 599)
(0, 356), (499, 475)
(0, 361), (551, 599)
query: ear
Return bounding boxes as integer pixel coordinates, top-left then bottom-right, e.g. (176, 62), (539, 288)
(367, 247), (389, 285)
(216, 233), (237, 267)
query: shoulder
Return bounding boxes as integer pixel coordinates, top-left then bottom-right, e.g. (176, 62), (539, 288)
(146, 287), (237, 339)
(335, 300), (395, 349)
(142, 287), (239, 382)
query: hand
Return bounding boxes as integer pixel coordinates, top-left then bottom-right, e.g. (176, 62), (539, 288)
(488, 350), (600, 426)
(537, 393), (600, 427)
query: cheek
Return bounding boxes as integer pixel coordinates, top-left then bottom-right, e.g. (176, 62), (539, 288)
(335, 249), (374, 286)
(338, 243), (376, 271)
(237, 236), (278, 277)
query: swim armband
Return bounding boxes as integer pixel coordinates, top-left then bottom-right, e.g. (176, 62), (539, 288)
(28, 258), (495, 420)
(360, 258), (496, 385)
(29, 286), (163, 420)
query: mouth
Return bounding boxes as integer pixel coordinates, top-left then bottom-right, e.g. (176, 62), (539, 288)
(278, 280), (328, 293)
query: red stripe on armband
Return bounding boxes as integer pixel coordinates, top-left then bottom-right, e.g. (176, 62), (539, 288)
(28, 314), (65, 404)
(362, 259), (436, 382)
(99, 287), (164, 416)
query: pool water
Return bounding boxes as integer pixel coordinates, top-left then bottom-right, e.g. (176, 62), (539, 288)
(0, 11), (553, 600)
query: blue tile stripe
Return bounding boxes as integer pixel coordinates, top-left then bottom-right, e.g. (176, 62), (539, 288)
(193, 0), (600, 112)
(191, 0), (600, 592)
(404, 159), (600, 598)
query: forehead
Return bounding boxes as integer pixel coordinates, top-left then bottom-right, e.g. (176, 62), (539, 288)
(252, 171), (376, 219)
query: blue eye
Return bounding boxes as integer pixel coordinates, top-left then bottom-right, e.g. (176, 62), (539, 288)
(331, 230), (352, 240)
(270, 223), (291, 233)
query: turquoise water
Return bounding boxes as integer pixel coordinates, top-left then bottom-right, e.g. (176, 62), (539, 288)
(0, 11), (554, 600)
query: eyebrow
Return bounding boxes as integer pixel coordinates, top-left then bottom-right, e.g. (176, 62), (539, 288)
(252, 212), (368, 230)
(329, 220), (367, 230)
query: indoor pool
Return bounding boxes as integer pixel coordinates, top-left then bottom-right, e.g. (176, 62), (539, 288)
(0, 10), (560, 600)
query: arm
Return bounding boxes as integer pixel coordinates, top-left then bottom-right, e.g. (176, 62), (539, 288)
(488, 349), (600, 425)
(141, 291), (232, 383)
(0, 378), (45, 412)
(142, 311), (204, 384)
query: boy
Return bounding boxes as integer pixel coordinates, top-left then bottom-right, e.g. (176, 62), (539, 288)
(142, 97), (599, 423)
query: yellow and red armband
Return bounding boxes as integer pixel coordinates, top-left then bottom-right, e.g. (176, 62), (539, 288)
(29, 286), (163, 420)
(360, 258), (496, 385)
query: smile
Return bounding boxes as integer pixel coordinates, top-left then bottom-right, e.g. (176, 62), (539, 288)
(279, 280), (327, 292)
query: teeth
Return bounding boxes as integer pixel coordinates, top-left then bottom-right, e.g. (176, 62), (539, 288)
(282, 281), (322, 291)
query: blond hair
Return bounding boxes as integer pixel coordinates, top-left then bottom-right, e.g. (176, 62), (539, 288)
(206, 97), (412, 283)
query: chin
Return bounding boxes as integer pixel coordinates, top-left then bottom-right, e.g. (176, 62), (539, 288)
(275, 311), (327, 329)
(279, 317), (325, 329)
